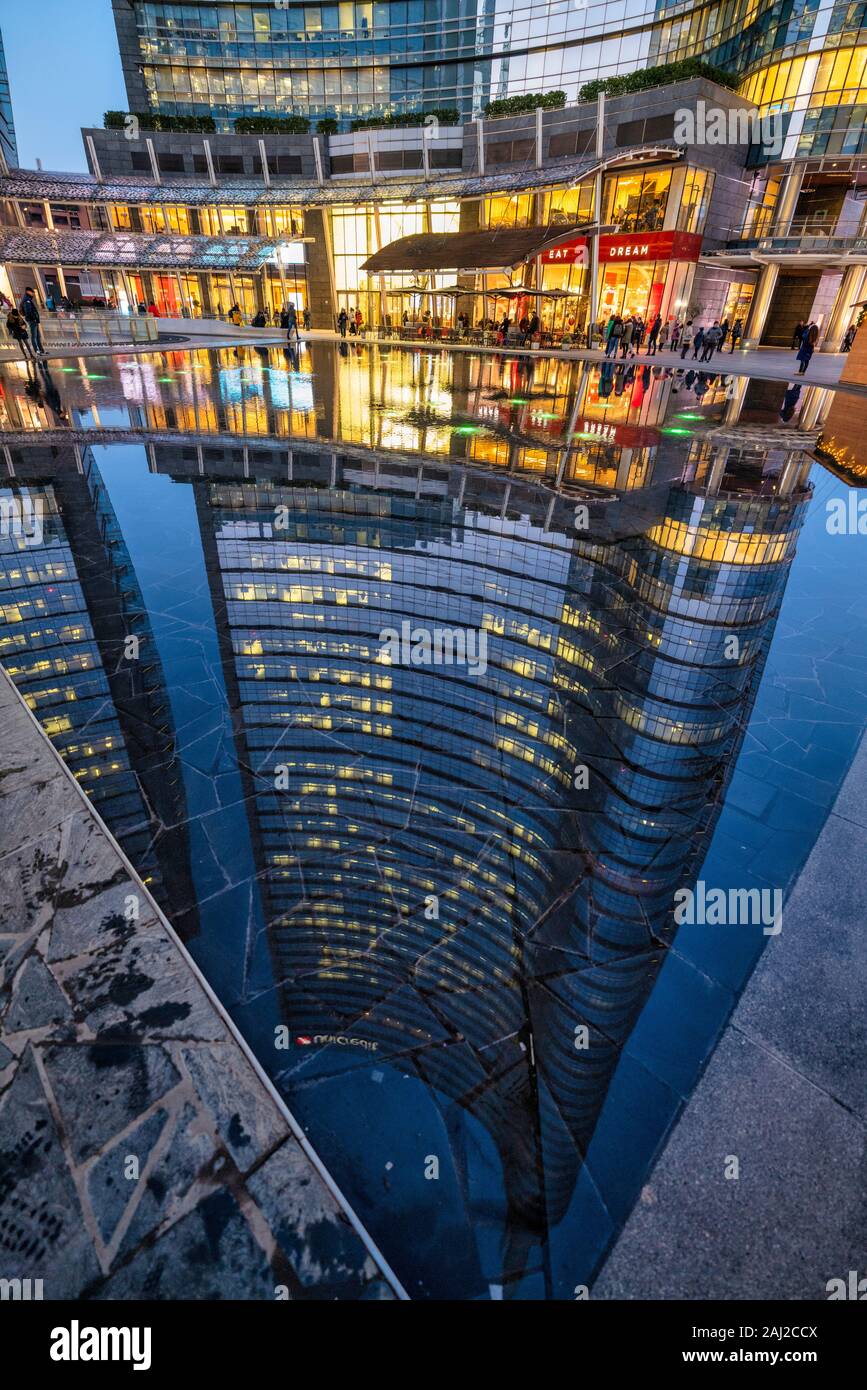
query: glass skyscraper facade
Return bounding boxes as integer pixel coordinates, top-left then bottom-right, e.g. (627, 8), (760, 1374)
(0, 29), (17, 167)
(114, 0), (867, 128)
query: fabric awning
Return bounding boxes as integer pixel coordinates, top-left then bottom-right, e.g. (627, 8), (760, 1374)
(362, 224), (590, 274)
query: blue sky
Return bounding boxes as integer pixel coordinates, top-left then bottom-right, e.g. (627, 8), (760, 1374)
(4, 0), (127, 170)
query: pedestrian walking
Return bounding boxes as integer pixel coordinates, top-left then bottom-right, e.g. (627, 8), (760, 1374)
(692, 326), (705, 359)
(730, 318), (743, 352)
(646, 313), (662, 355)
(701, 321), (722, 362)
(337, 307), (347, 338)
(605, 315), (623, 358)
(286, 302), (298, 344)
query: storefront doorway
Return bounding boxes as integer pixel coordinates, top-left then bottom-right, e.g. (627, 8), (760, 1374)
(760, 271), (822, 346)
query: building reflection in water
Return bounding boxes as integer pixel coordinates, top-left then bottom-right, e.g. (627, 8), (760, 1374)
(0, 345), (819, 1296)
(0, 444), (198, 930)
(161, 431), (811, 1296)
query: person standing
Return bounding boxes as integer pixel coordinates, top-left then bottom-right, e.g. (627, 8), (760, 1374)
(807, 320), (819, 347)
(337, 306), (347, 338)
(842, 323), (856, 351)
(303, 306), (311, 331)
(20, 286), (44, 356)
(796, 334), (814, 374)
(6, 306), (33, 364)
(286, 302), (298, 344)
(692, 325), (705, 360)
(658, 320), (670, 352)
(632, 316), (644, 354)
(701, 321), (722, 362)
(719, 318), (730, 351)
(730, 318), (743, 352)
(606, 315), (622, 358)
(679, 321), (693, 359)
(646, 313), (662, 355)
(620, 316), (634, 359)
(355, 306), (363, 336)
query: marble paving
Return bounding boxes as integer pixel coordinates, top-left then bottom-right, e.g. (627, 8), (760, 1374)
(0, 667), (398, 1300)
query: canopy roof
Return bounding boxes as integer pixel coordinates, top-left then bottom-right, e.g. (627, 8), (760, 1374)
(363, 224), (589, 273)
(0, 145), (681, 208)
(0, 226), (294, 270)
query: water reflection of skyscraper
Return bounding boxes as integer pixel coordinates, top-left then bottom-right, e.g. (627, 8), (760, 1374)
(0, 445), (198, 932)
(166, 439), (811, 1293)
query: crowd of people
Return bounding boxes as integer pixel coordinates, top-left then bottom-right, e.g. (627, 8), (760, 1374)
(599, 312), (745, 363)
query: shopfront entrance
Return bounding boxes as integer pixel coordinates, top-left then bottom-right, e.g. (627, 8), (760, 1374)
(597, 231), (703, 328)
(536, 230), (703, 335)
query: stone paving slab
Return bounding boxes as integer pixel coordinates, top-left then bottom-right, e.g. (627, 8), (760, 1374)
(591, 735), (867, 1301)
(0, 667), (400, 1300)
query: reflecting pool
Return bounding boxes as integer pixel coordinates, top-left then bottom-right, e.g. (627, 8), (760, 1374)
(1, 343), (865, 1298)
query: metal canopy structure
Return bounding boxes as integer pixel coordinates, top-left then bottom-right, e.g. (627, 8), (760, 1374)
(0, 144), (683, 209)
(0, 226), (301, 270)
(362, 223), (590, 274)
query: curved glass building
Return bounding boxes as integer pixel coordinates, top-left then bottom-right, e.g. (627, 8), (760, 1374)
(113, 0), (867, 128)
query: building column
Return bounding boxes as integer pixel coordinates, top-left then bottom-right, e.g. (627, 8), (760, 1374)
(771, 166), (804, 237)
(743, 262), (779, 348)
(821, 264), (867, 351)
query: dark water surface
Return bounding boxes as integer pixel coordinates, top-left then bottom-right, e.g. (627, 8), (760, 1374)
(1, 343), (865, 1298)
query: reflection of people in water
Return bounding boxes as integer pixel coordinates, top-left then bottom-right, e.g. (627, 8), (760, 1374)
(38, 362), (68, 424)
(780, 382), (802, 423)
(597, 361), (614, 398)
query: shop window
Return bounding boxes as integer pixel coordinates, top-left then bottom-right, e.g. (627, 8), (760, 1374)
(485, 193), (535, 228)
(602, 168), (672, 233)
(677, 168), (714, 234)
(542, 181), (594, 227)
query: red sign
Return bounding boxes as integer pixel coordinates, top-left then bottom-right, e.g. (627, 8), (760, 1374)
(541, 236), (588, 265)
(599, 231), (703, 263)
